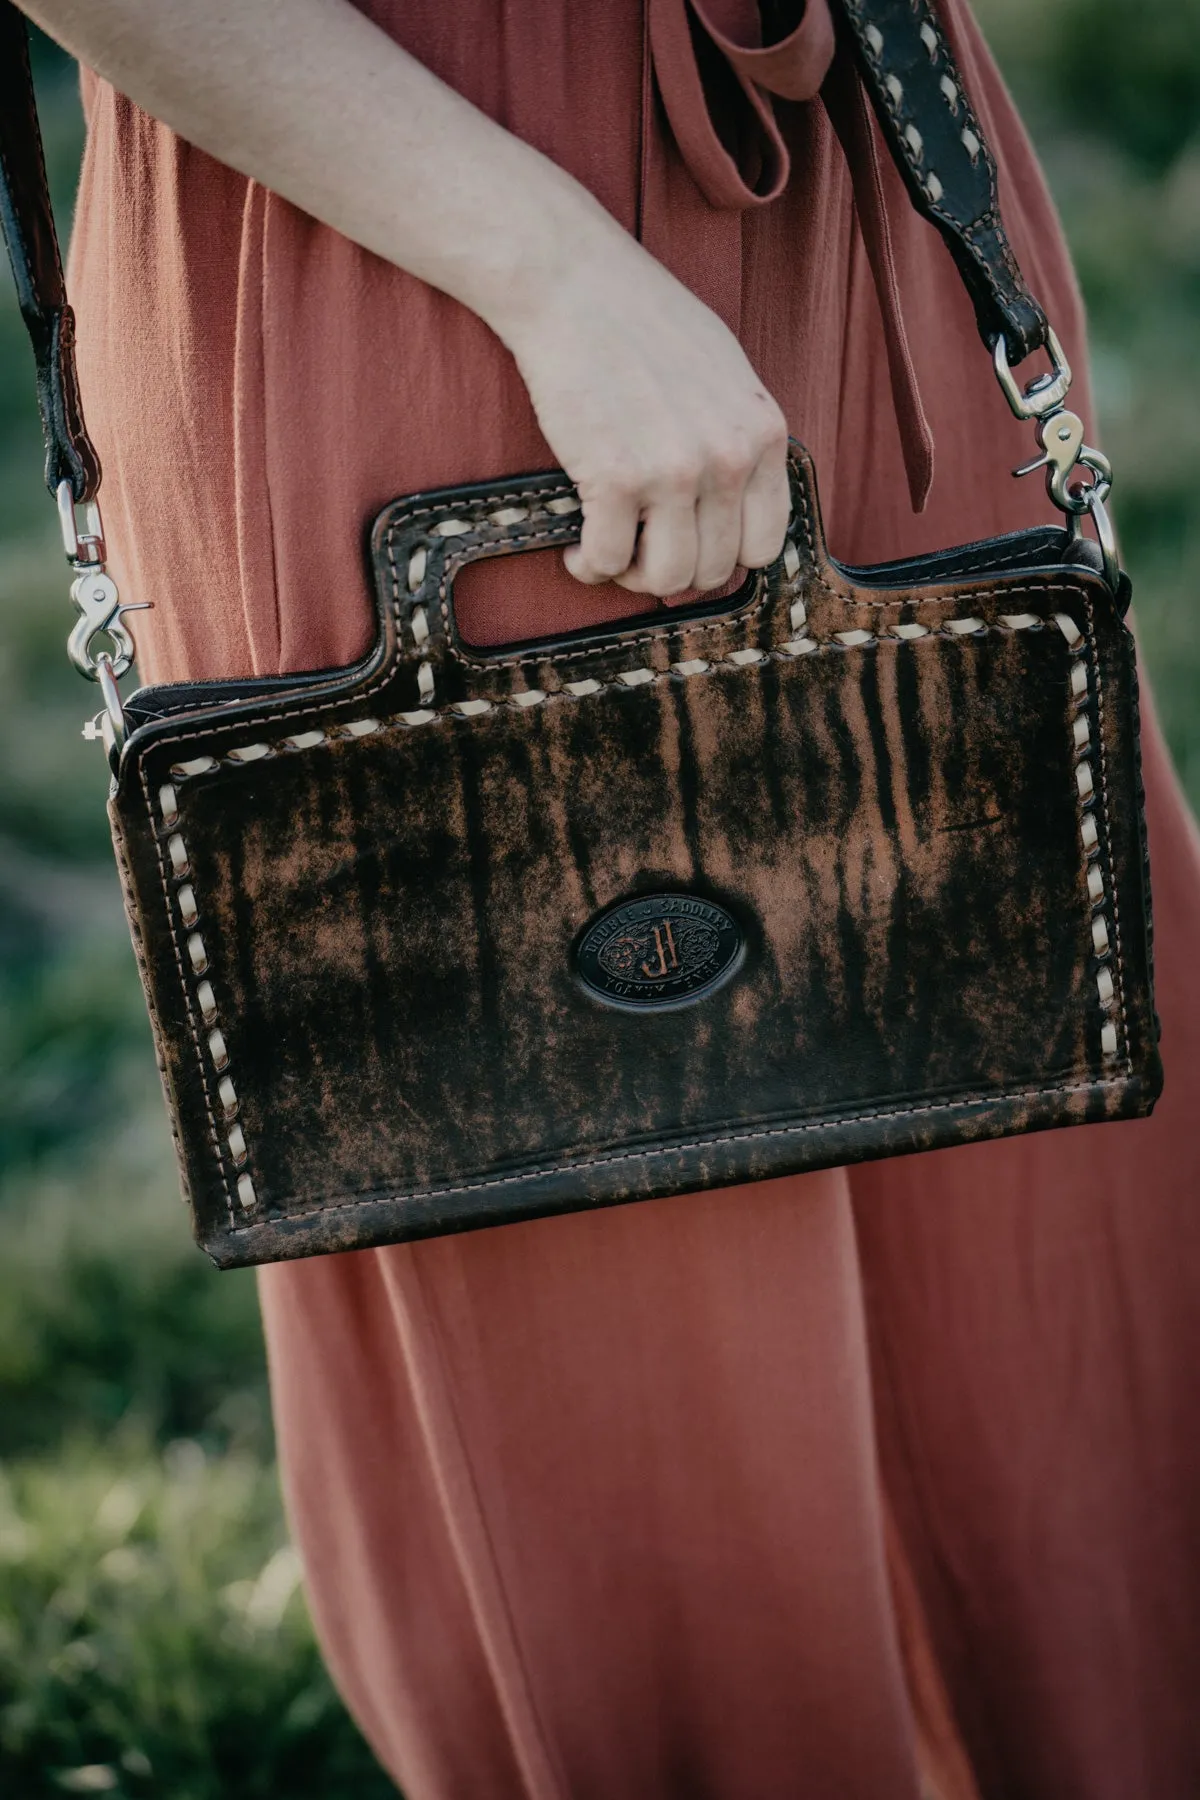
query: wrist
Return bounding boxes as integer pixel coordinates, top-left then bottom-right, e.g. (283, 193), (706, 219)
(463, 173), (634, 355)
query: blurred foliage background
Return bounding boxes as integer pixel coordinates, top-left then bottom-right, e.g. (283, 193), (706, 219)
(0, 4), (1197, 1793)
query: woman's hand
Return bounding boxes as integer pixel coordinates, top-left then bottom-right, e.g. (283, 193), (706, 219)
(25, 0), (789, 597)
(501, 227), (789, 597)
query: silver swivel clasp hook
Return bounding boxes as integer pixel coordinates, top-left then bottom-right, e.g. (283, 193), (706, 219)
(1014, 409), (1112, 515)
(59, 479), (147, 680)
(58, 479), (150, 771)
(993, 327), (1119, 592)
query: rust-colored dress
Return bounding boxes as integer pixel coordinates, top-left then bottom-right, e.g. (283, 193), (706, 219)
(70, 4), (1200, 1796)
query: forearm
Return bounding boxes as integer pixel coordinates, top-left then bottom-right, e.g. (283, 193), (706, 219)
(21, 0), (619, 348)
(22, 0), (791, 596)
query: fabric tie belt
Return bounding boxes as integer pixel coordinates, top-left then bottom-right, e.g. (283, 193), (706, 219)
(648, 0), (934, 510)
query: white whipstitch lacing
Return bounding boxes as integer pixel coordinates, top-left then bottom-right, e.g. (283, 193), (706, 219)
(149, 582), (1122, 1227)
(156, 604), (1047, 775)
(861, 8), (993, 211)
(153, 777), (256, 1218)
(1055, 610), (1123, 1060)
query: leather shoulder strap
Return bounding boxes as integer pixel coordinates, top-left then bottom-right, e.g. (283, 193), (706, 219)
(835, 0), (1048, 362)
(0, 5), (100, 501)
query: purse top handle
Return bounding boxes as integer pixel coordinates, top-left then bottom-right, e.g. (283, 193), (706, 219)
(0, 0), (1060, 511)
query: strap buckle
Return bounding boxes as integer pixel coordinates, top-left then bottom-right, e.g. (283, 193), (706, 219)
(993, 325), (1073, 421)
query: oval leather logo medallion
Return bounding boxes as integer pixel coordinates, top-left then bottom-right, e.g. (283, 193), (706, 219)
(575, 893), (744, 1011)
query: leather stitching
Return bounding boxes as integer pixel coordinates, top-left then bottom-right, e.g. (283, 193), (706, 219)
(1084, 605), (1131, 1065)
(846, 0), (1001, 229)
(137, 759), (236, 1230)
(426, 540), (770, 673)
(143, 599), (1081, 765)
(111, 815), (192, 1185)
(118, 463), (1081, 756)
(844, 0), (1039, 344)
(224, 1071), (1131, 1232)
(118, 482), (639, 753)
(840, 535), (1064, 585)
(137, 588), (1129, 1228)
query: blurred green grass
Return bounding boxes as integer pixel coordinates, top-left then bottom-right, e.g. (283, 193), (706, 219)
(0, 1434), (394, 1797)
(0, 6), (1197, 1793)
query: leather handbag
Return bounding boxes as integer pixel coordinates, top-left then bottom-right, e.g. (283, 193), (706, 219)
(1, 1), (1161, 1268)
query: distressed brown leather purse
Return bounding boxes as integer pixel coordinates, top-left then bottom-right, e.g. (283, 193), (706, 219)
(2, 1), (1160, 1268)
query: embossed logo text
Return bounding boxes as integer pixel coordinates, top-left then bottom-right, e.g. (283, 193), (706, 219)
(575, 894), (744, 1010)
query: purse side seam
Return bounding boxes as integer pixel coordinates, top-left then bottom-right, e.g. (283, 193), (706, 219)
(137, 757), (240, 1230)
(1083, 605), (1131, 1066)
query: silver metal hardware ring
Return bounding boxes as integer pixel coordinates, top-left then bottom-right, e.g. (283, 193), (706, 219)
(93, 651), (127, 775)
(1084, 490), (1121, 596)
(993, 326), (1073, 421)
(57, 478), (105, 565)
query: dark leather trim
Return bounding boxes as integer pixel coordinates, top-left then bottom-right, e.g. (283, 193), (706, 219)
(202, 1078), (1160, 1267)
(0, 7), (100, 500)
(835, 0), (1049, 362)
(121, 646), (388, 731)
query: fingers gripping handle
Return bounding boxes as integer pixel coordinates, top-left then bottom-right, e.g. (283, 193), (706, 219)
(373, 457), (818, 721)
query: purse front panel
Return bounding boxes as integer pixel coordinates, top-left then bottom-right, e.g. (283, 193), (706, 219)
(111, 459), (1160, 1265)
